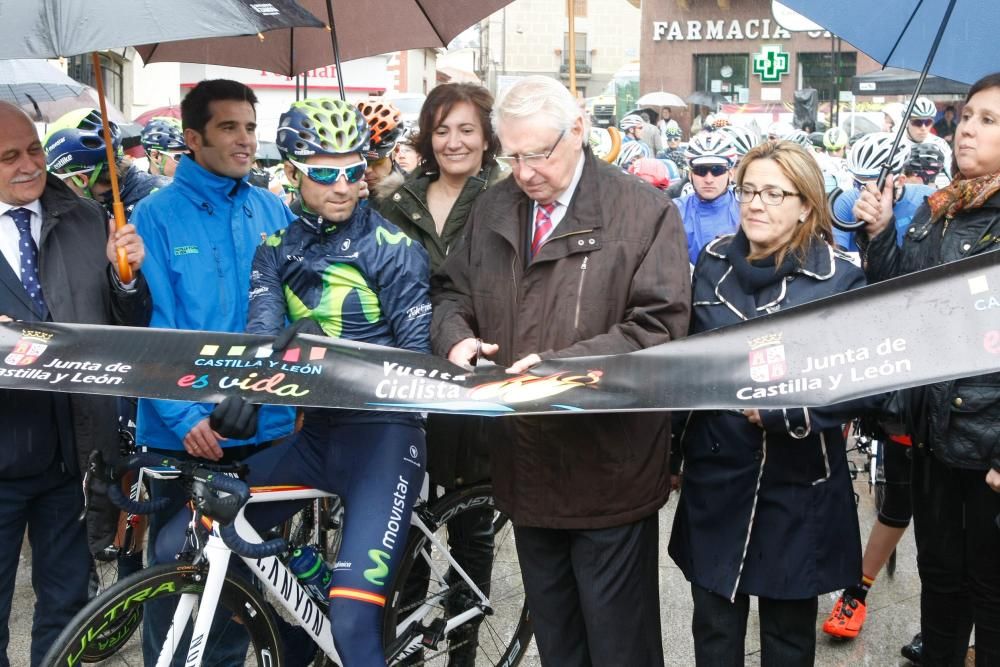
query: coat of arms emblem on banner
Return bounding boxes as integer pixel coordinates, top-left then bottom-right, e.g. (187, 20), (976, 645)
(748, 332), (786, 383)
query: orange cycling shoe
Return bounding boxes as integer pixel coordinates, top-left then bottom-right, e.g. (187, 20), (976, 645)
(822, 592), (867, 639)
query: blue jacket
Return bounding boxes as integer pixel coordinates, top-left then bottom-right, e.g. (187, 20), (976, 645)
(675, 188), (741, 264)
(132, 156), (296, 451)
(832, 183), (934, 251)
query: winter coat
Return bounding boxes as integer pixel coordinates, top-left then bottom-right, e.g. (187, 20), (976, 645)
(373, 163), (503, 273)
(0, 174), (152, 554)
(132, 156), (297, 451)
(864, 192), (1000, 471)
(668, 233), (869, 601)
(431, 148), (691, 528)
(373, 163), (504, 486)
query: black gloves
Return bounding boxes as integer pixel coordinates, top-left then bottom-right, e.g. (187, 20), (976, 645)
(272, 318), (325, 353)
(210, 396), (260, 440)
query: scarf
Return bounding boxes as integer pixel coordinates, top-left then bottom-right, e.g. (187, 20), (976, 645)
(727, 228), (800, 294)
(927, 170), (1000, 222)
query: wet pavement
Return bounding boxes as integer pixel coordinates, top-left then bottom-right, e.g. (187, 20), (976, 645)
(10, 469), (925, 666)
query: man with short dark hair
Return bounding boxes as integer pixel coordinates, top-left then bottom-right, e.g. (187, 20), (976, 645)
(0, 101), (150, 667)
(131, 79), (296, 663)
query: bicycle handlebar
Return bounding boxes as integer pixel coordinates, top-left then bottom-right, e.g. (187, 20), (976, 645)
(101, 452), (287, 559)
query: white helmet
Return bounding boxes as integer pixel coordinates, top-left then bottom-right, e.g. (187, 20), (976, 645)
(910, 96), (937, 119)
(847, 132), (911, 178)
(685, 132), (736, 166)
(619, 114), (645, 131)
(718, 125), (759, 157)
(785, 129), (813, 150)
(766, 121), (794, 140)
(616, 140), (651, 168)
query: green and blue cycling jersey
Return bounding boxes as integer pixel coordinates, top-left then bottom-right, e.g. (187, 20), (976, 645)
(247, 201), (432, 420)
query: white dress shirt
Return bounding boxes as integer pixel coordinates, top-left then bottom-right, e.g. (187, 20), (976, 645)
(0, 200), (43, 276)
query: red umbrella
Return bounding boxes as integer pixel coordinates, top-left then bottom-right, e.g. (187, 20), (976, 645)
(133, 105), (181, 127)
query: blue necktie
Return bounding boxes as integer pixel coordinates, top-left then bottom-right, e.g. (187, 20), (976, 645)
(8, 208), (46, 315)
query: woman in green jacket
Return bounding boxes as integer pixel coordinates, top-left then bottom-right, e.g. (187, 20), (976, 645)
(372, 82), (501, 667)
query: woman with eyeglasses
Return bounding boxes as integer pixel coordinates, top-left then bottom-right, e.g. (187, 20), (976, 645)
(668, 140), (872, 666)
(857, 73), (1000, 666)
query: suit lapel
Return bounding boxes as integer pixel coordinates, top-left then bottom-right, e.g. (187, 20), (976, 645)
(0, 252), (40, 317)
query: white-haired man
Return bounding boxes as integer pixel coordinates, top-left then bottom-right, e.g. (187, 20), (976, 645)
(431, 75), (691, 666)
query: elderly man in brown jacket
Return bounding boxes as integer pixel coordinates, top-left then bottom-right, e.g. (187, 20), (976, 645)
(431, 76), (690, 666)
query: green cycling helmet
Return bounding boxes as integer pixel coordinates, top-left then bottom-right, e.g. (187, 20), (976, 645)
(275, 98), (370, 159)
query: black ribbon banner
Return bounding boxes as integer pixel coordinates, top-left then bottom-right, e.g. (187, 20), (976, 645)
(1, 252), (997, 415)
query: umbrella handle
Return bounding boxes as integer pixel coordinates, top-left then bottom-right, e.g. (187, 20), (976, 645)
(111, 202), (133, 283)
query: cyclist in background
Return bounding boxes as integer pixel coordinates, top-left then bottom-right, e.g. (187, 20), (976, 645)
(212, 98), (432, 666)
(44, 108), (170, 220)
(817, 127), (853, 192)
(901, 143), (949, 189)
(356, 98), (406, 196)
(900, 96), (953, 178)
(831, 132), (935, 254)
(673, 132), (740, 265)
(718, 124), (761, 167)
(141, 116), (187, 179)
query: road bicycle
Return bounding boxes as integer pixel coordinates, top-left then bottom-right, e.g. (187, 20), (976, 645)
(45, 452), (531, 666)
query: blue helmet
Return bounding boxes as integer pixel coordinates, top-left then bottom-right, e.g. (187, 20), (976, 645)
(141, 117), (186, 153)
(275, 98), (370, 159)
(43, 108), (122, 174)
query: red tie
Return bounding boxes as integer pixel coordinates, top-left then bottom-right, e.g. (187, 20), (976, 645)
(531, 202), (557, 257)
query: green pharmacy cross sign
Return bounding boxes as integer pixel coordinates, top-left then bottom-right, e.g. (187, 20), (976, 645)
(753, 45), (790, 83)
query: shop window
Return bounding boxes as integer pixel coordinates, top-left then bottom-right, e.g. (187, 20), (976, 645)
(67, 53), (124, 109)
(695, 54), (749, 103)
(798, 52), (856, 102)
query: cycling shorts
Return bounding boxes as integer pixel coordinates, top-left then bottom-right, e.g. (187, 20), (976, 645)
(876, 436), (913, 529)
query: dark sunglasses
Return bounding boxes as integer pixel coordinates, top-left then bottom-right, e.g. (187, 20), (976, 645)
(289, 158), (367, 185)
(909, 118), (934, 127)
(691, 164), (728, 177)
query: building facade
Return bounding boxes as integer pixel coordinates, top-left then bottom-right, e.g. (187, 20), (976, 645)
(479, 0), (642, 98)
(641, 0), (881, 129)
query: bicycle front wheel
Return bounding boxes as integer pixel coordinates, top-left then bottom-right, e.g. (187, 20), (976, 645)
(384, 485), (531, 666)
(45, 562), (282, 666)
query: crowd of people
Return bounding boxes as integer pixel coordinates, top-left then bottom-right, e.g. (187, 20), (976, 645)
(0, 66), (996, 667)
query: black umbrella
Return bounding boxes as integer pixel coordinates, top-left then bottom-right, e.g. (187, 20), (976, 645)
(852, 67), (969, 97)
(0, 59), (127, 123)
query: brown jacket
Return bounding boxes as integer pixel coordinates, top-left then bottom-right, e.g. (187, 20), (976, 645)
(431, 149), (691, 528)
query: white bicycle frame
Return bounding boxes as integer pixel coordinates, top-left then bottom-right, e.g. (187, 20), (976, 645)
(150, 481), (493, 667)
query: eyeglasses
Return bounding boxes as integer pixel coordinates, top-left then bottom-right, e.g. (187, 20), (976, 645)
(288, 158), (367, 185)
(852, 177), (878, 192)
(496, 129), (565, 168)
(691, 164), (729, 178)
(909, 118), (934, 127)
(735, 185), (800, 206)
(164, 151), (186, 163)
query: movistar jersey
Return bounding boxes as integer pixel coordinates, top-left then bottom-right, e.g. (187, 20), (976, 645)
(248, 204), (431, 353)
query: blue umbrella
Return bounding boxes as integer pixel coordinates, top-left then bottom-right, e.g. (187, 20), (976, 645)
(780, 0), (985, 229)
(777, 0), (992, 86)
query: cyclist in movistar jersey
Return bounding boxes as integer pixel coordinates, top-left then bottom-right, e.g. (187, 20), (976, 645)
(140, 116), (188, 178)
(209, 98), (432, 666)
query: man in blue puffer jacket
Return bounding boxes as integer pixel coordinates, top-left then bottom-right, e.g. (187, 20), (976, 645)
(130, 79), (297, 665)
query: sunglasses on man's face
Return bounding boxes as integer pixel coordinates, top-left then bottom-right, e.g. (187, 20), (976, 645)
(289, 158), (367, 185)
(910, 118), (934, 127)
(691, 164), (728, 178)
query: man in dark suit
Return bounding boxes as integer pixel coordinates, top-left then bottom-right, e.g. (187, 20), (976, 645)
(0, 101), (150, 667)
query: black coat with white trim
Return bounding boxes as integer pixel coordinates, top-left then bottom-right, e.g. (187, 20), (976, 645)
(668, 234), (872, 600)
